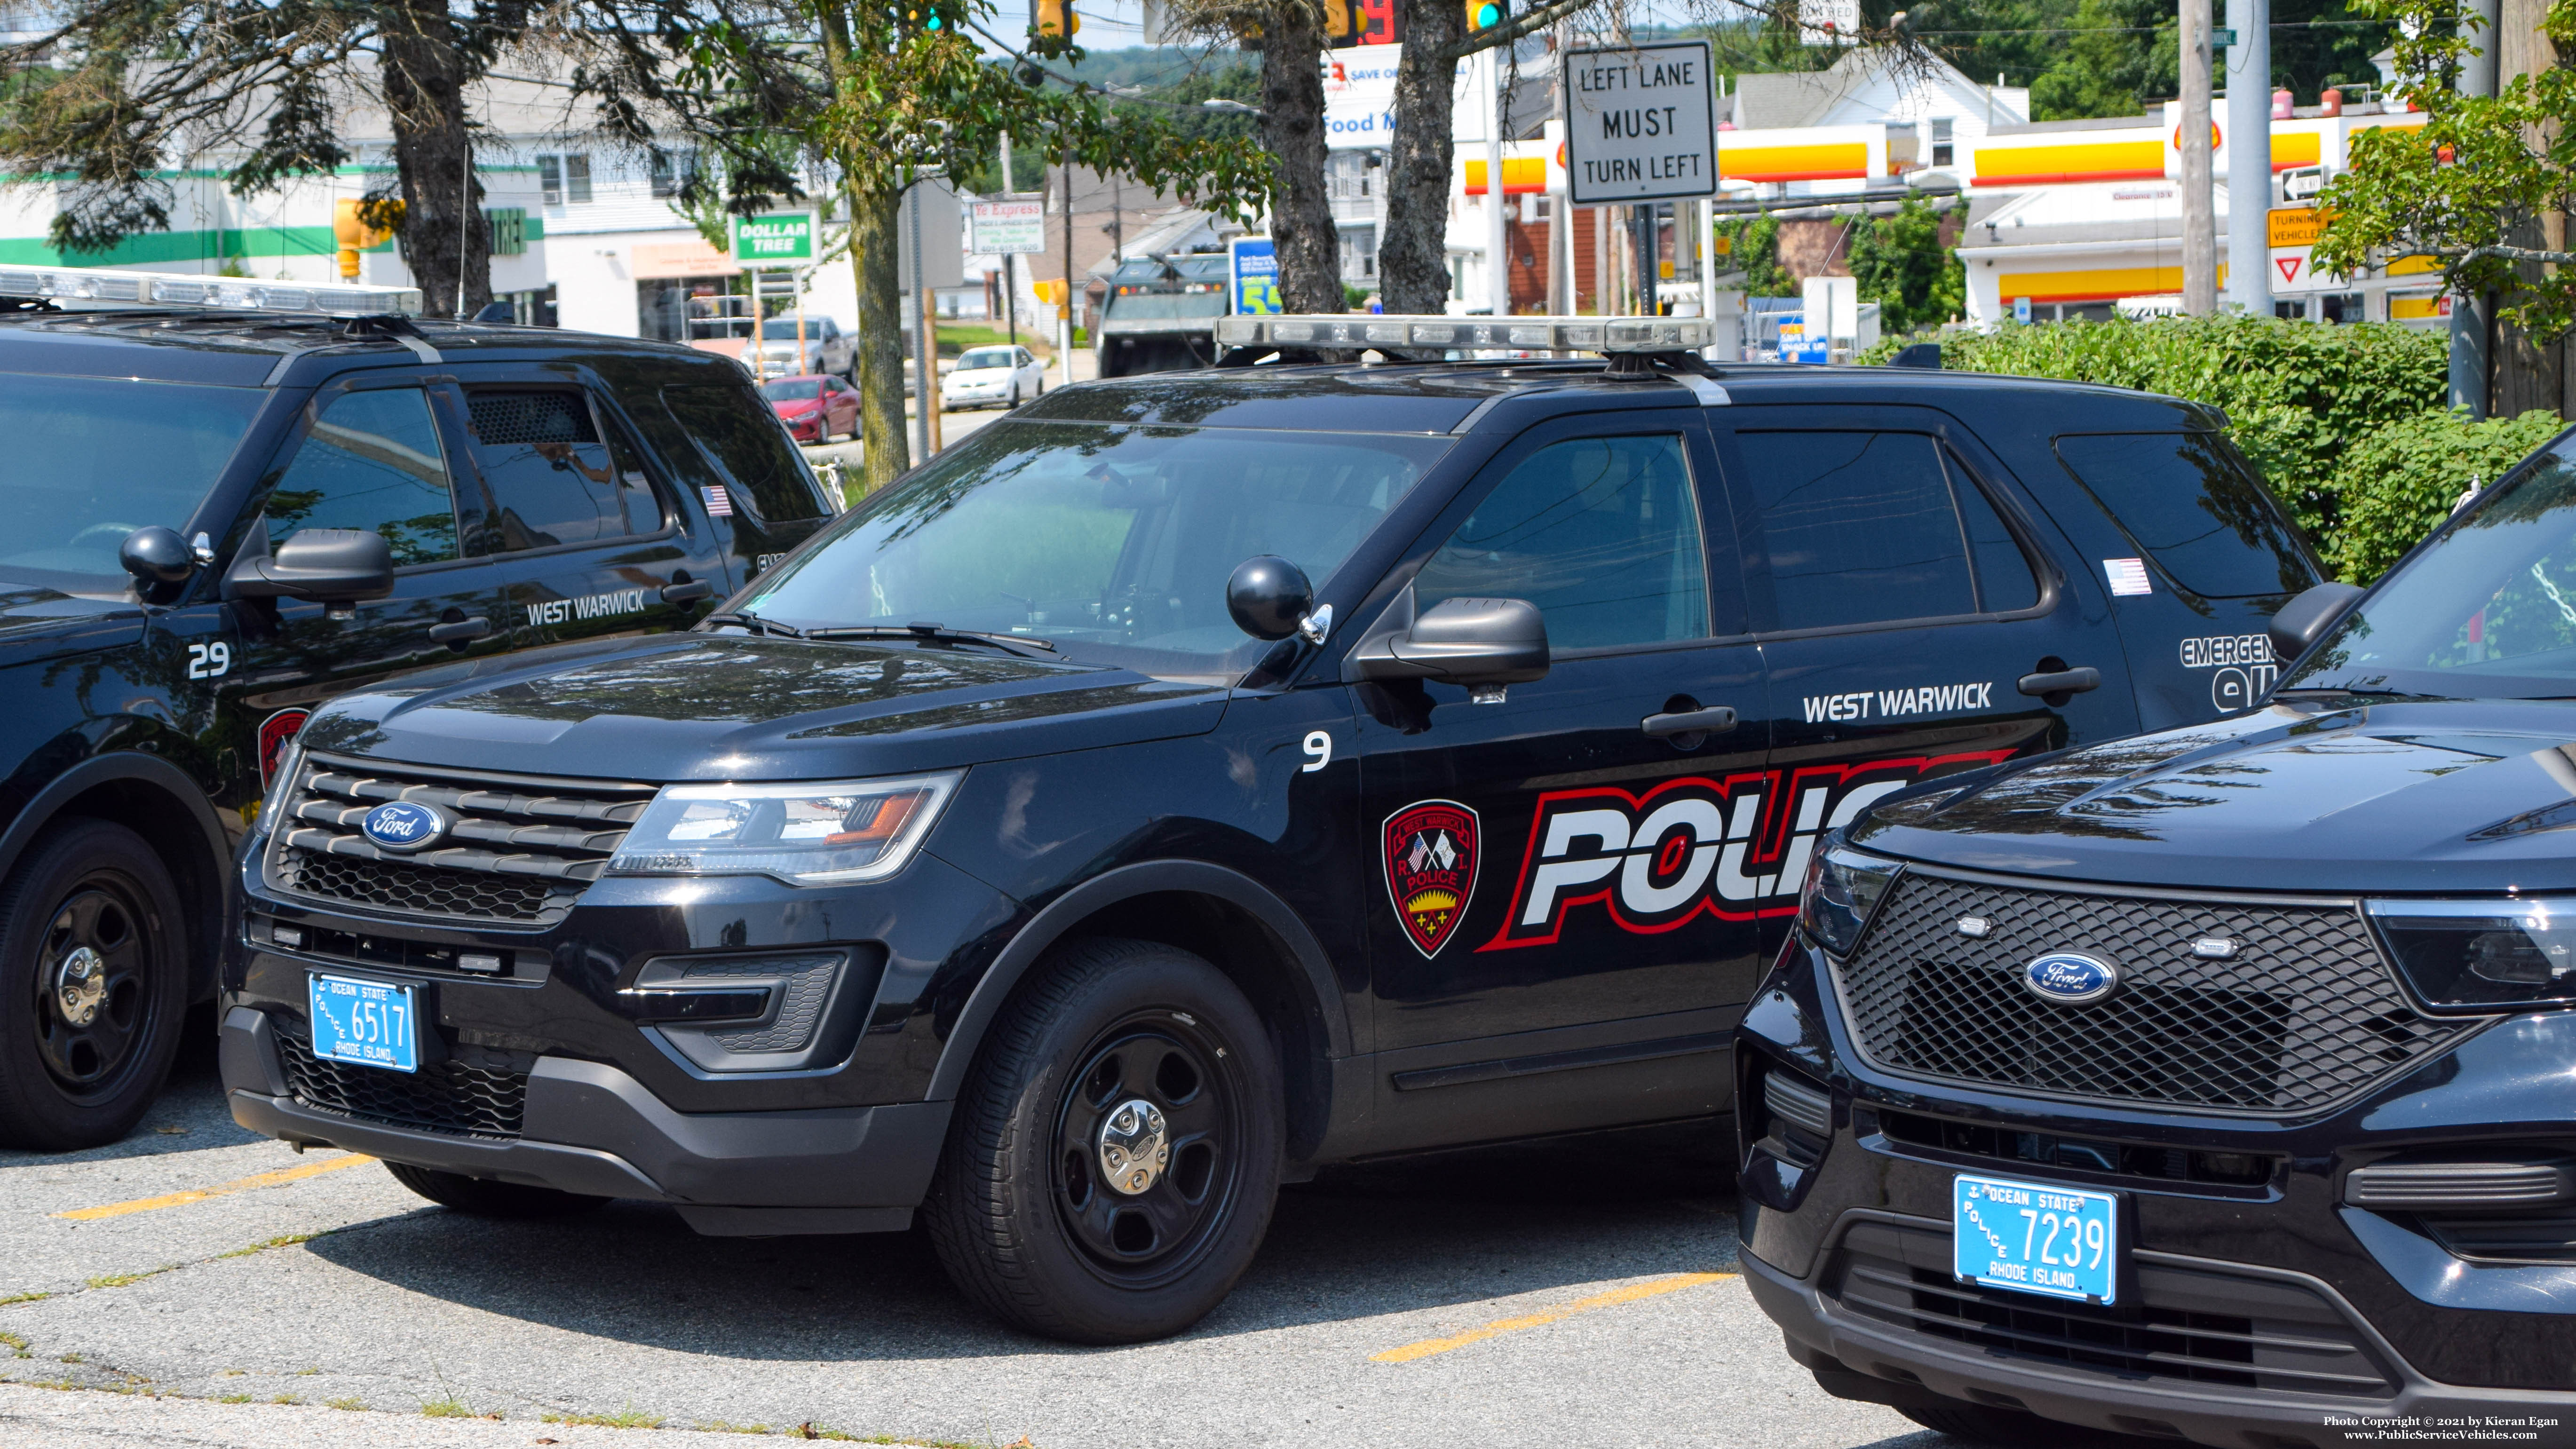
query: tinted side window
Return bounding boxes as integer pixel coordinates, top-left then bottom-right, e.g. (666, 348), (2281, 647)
(1738, 431), (1982, 630)
(1958, 471), (2041, 612)
(662, 383), (828, 524)
(1414, 434), (1708, 650)
(461, 390), (657, 554)
(2052, 432), (2316, 598)
(266, 388), (460, 566)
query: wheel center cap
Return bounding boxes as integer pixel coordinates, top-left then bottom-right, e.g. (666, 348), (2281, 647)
(1097, 1098), (1170, 1196)
(54, 946), (106, 1027)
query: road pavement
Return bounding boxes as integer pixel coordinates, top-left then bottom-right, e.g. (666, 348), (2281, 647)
(0, 1033), (1959, 1449)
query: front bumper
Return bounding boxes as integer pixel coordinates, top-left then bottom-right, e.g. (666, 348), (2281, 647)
(1735, 939), (2576, 1437)
(222, 1006), (945, 1234)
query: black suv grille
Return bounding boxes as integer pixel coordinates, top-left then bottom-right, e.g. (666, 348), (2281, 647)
(1829, 1220), (2396, 1399)
(275, 1029), (531, 1138)
(264, 755), (656, 926)
(1835, 871), (2479, 1115)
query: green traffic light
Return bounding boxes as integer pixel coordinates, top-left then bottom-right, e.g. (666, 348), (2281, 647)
(1474, 2), (1500, 26)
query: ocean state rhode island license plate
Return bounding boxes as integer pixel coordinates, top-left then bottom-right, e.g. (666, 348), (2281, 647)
(307, 973), (420, 1073)
(1953, 1173), (2119, 1304)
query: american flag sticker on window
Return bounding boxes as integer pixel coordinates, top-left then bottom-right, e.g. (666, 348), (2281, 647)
(2104, 558), (2152, 596)
(702, 485), (734, 518)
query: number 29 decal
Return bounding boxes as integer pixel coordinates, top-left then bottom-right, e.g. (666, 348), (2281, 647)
(186, 641), (231, 679)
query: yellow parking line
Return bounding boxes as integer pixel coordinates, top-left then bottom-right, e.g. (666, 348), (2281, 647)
(54, 1153), (376, 1221)
(1370, 1270), (1735, 1364)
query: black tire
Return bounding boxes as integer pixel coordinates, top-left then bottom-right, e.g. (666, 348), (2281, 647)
(924, 937), (1284, 1344)
(384, 1161), (609, 1218)
(1899, 1402), (2151, 1448)
(0, 818), (188, 1151)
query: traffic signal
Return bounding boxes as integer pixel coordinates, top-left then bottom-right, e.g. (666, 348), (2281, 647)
(1034, 0), (1078, 38)
(1466, 0), (1503, 30)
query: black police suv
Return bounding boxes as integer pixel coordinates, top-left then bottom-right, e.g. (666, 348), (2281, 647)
(1737, 426), (2576, 1441)
(0, 304), (836, 1151)
(215, 330), (2322, 1343)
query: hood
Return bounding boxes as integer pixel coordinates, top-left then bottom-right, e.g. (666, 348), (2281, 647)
(1852, 698), (2576, 895)
(301, 633), (1232, 782)
(0, 583), (143, 667)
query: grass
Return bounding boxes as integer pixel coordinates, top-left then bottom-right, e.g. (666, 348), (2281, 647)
(934, 323), (1048, 360)
(218, 1394), (253, 1404)
(272, 1394), (303, 1405)
(543, 1405), (664, 1429)
(421, 1398), (471, 1418)
(214, 1233), (316, 1261)
(326, 1396), (365, 1411)
(83, 1267), (174, 1289)
(0, 1331), (27, 1358)
(0, 1292), (50, 1306)
(57, 1353), (80, 1364)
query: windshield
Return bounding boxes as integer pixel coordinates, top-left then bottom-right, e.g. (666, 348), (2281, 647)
(1104, 292), (1230, 322)
(2291, 429), (2576, 698)
(760, 318), (829, 339)
(739, 419), (1453, 680)
(956, 349), (1015, 371)
(760, 379), (824, 402)
(0, 374), (267, 591)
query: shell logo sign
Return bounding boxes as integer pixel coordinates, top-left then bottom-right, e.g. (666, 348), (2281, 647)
(1971, 134), (2166, 188)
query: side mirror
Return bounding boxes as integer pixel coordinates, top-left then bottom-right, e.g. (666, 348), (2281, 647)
(1349, 596), (1550, 693)
(2268, 581), (2367, 663)
(1226, 555), (1316, 641)
(226, 527), (396, 605)
(119, 526), (194, 587)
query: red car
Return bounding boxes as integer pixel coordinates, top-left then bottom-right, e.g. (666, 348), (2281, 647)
(761, 373), (858, 444)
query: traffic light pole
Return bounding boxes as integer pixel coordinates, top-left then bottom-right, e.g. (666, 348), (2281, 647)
(1484, 46), (1509, 321)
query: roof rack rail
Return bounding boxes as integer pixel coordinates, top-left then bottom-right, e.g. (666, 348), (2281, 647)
(1212, 313), (1712, 357)
(0, 263), (421, 318)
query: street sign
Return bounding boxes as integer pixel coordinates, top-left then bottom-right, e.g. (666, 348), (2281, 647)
(731, 213), (816, 269)
(1798, 0), (1858, 44)
(1230, 237), (1281, 315)
(1561, 41), (1719, 205)
(2267, 206), (2330, 248)
(971, 200), (1047, 255)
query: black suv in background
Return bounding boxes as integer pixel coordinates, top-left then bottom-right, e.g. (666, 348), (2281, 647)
(1738, 426), (2576, 1441)
(216, 328), (2323, 1343)
(0, 303), (836, 1150)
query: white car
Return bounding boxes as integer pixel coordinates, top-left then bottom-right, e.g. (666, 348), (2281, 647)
(939, 345), (1046, 412)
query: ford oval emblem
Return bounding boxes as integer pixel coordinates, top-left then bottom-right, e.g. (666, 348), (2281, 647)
(2023, 951), (2119, 1005)
(360, 801), (446, 852)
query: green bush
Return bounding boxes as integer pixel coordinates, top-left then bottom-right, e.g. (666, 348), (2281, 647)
(2326, 408), (2569, 581)
(1887, 315), (2450, 543)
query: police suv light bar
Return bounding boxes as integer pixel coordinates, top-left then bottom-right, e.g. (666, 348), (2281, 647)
(1213, 314), (1712, 354)
(0, 263), (423, 317)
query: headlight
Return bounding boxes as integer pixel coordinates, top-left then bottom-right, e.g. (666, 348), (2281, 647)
(2368, 898), (2576, 1012)
(606, 772), (958, 885)
(1797, 843), (1902, 958)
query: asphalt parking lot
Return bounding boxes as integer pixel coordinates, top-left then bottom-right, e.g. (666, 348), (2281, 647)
(0, 1029), (1956, 1449)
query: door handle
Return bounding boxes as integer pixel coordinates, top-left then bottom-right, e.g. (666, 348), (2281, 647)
(659, 579), (713, 604)
(1642, 706), (1739, 737)
(2017, 666), (2102, 698)
(427, 616), (492, 644)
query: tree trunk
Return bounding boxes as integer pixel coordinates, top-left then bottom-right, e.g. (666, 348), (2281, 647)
(853, 183), (910, 491)
(1258, 10), (1341, 313)
(1378, 0), (1465, 314)
(379, 0), (487, 318)
(2494, 0), (2566, 419)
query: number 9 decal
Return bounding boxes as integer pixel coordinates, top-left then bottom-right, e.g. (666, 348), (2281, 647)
(1300, 730), (1332, 773)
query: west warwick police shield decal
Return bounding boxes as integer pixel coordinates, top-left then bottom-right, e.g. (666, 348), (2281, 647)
(1383, 800), (1480, 958)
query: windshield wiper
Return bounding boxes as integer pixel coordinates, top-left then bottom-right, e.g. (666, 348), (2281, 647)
(700, 609), (808, 640)
(804, 620), (1060, 658)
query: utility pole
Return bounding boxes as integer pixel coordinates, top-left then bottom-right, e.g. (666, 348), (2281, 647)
(2450, 0), (2501, 417)
(908, 180), (932, 462)
(1059, 152), (1076, 389)
(999, 131), (1018, 352)
(2180, 0), (2218, 315)
(2223, 0), (2271, 317)
(1485, 45), (1510, 318)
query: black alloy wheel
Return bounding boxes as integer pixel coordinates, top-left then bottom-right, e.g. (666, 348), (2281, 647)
(1050, 1012), (1244, 1287)
(0, 819), (187, 1150)
(925, 937), (1285, 1344)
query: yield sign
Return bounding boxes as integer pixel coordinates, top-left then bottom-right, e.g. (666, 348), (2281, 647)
(2277, 255), (2304, 284)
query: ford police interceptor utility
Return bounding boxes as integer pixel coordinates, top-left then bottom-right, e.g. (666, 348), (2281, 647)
(216, 313), (2322, 1344)
(1739, 423), (2576, 1443)
(0, 266), (836, 1151)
